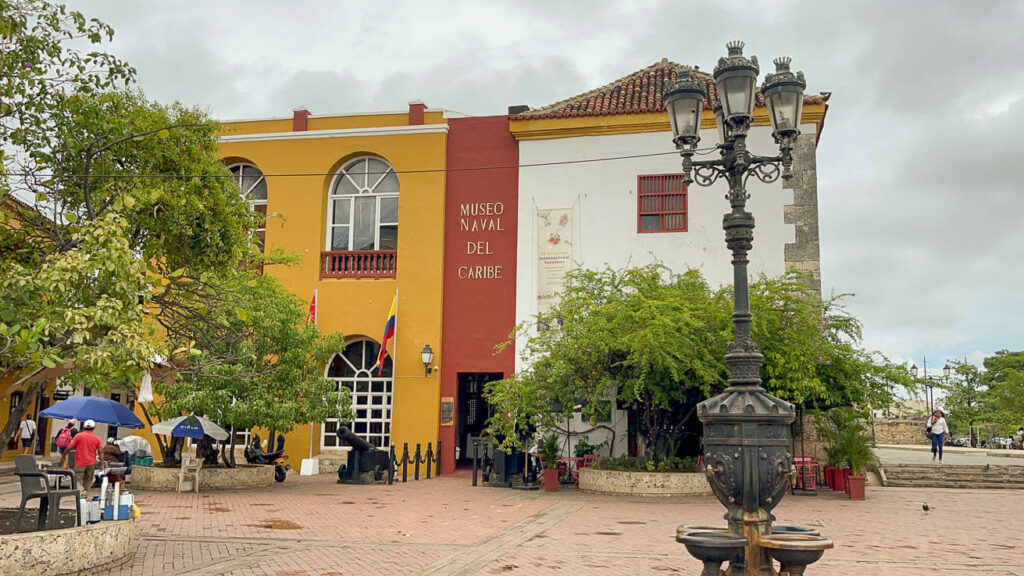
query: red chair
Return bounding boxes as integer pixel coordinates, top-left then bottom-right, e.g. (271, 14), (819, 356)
(792, 454), (817, 491)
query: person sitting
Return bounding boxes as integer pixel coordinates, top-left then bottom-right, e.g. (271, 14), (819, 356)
(101, 437), (126, 484)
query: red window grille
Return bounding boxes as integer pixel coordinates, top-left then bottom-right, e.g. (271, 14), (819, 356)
(637, 174), (688, 233)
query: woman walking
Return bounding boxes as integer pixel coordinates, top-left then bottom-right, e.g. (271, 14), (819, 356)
(928, 409), (949, 462)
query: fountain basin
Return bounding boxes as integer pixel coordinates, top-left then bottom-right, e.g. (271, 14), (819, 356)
(759, 533), (833, 570)
(771, 524), (821, 537)
(676, 524), (726, 538)
(677, 530), (748, 563)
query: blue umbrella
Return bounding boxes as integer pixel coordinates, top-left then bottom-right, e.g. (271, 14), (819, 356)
(40, 396), (144, 428)
(151, 414), (229, 441)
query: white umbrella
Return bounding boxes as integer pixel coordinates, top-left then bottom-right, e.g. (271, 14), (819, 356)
(151, 414), (229, 441)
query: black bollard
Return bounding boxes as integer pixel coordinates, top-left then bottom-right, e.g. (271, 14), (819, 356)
(471, 439), (480, 487)
(401, 442), (409, 483)
(388, 445), (396, 485)
(436, 440), (443, 477)
(425, 443), (433, 479)
(414, 443), (422, 481)
(483, 444), (492, 484)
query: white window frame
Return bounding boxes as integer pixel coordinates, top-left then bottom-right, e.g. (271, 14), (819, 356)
(228, 162), (268, 252)
(321, 339), (394, 450)
(325, 156), (399, 252)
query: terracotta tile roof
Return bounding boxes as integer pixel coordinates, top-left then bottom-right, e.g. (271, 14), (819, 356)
(515, 58), (828, 119)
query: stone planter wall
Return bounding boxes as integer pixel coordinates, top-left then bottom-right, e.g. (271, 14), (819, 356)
(131, 463), (275, 491)
(0, 516), (133, 575)
(579, 468), (712, 497)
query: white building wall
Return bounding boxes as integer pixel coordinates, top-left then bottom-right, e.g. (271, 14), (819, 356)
(514, 122), (817, 457)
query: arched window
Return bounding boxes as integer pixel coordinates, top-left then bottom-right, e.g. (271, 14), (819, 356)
(326, 157), (399, 252)
(228, 163), (268, 253)
(322, 338), (394, 449)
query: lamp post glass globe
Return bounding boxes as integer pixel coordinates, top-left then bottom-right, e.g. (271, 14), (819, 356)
(664, 73), (706, 146)
(421, 344), (434, 377)
(713, 41), (759, 126)
(761, 57), (807, 140)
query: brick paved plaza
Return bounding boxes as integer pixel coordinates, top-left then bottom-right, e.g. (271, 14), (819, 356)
(4, 462), (1023, 576)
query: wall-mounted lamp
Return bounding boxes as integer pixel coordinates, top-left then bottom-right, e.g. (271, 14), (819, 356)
(421, 344), (435, 377)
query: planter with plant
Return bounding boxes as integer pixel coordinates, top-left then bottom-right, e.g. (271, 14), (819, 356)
(838, 420), (880, 500)
(541, 433), (561, 491)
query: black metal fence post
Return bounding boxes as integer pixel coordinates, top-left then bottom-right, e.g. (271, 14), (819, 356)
(436, 440), (442, 477)
(425, 443), (434, 479)
(401, 442), (409, 483)
(414, 443), (422, 481)
(471, 438), (480, 487)
(388, 445), (396, 485)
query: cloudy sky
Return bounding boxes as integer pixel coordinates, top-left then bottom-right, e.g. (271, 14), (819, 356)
(69, 0), (1023, 370)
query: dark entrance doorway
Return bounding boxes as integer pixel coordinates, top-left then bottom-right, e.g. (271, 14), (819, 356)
(457, 372), (501, 465)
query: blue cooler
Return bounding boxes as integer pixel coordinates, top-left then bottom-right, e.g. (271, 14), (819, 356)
(103, 504), (131, 520)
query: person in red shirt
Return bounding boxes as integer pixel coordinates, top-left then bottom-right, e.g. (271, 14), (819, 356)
(63, 419), (103, 493)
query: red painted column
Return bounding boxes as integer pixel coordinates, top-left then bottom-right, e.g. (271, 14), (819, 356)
(440, 116), (518, 474)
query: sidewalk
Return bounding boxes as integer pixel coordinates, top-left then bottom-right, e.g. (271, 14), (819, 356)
(2, 467), (1022, 575)
(876, 444), (1024, 466)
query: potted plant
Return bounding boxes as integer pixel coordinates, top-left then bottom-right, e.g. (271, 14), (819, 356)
(839, 421), (880, 500)
(816, 409), (854, 491)
(541, 433), (561, 492)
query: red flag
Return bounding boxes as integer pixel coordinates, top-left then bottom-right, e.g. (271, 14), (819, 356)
(307, 290), (317, 324)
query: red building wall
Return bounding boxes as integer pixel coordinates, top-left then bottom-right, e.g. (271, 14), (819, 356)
(439, 116), (519, 473)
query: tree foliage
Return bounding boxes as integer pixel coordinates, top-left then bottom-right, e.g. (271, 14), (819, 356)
(154, 275), (353, 466)
(487, 263), (911, 459)
(0, 1), (338, 457)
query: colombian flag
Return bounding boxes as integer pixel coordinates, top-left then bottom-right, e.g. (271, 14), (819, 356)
(377, 292), (397, 375)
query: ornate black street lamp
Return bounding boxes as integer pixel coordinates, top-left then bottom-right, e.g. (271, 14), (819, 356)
(667, 42), (831, 575)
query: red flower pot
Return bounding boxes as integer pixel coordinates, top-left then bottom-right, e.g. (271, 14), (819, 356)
(824, 466), (834, 489)
(543, 469), (560, 492)
(842, 468), (852, 494)
(848, 475), (866, 500)
(833, 468), (847, 493)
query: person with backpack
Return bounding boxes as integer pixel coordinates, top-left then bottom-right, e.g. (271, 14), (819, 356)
(56, 419), (78, 456)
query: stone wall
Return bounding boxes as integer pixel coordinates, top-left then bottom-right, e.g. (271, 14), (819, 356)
(872, 418), (930, 445)
(0, 516), (133, 575)
(131, 463), (275, 491)
(783, 131), (821, 295)
(578, 468), (712, 497)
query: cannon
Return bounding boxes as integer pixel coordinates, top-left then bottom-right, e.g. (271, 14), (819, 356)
(336, 426), (391, 484)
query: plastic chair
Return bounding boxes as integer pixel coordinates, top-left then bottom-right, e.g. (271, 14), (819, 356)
(178, 454), (203, 493)
(13, 455), (80, 531)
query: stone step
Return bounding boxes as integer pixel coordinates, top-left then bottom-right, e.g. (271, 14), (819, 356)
(883, 479), (1024, 489)
(885, 470), (1024, 479)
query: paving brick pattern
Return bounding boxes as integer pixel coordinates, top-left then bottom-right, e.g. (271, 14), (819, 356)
(3, 464), (1024, 575)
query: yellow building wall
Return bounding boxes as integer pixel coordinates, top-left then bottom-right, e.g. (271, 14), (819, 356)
(217, 116), (447, 464)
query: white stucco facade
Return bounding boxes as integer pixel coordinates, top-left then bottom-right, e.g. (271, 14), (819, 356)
(514, 121), (819, 456)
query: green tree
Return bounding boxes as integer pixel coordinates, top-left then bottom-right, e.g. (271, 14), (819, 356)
(942, 361), (989, 444)
(154, 275), (353, 467)
(487, 263), (910, 459)
(0, 1), (261, 452)
(981, 350), (1024, 432)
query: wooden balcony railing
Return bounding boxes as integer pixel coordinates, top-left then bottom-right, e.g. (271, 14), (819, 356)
(321, 250), (397, 279)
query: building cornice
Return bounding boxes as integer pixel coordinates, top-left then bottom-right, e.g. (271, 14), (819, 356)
(509, 104), (828, 142)
(219, 123), (449, 143)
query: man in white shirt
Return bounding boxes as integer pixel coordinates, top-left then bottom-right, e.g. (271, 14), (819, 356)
(19, 414), (37, 455)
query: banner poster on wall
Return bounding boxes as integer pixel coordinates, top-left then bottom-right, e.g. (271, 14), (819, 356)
(536, 208), (573, 319)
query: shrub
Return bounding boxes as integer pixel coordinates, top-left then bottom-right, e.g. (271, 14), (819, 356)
(595, 455), (697, 473)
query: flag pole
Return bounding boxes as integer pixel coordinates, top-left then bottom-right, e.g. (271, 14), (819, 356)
(393, 287), (399, 381)
(304, 289), (318, 470)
